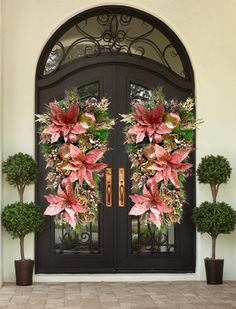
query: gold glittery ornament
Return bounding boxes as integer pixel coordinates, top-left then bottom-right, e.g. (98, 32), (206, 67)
(143, 143), (156, 160)
(58, 144), (71, 160)
(80, 113), (96, 129)
(165, 113), (181, 129)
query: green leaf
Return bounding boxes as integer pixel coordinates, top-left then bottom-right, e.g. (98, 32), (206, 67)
(74, 224), (81, 234)
(126, 144), (135, 153)
(94, 130), (109, 141)
(178, 174), (185, 189)
(40, 144), (52, 154)
(93, 173), (100, 190)
(181, 129), (193, 141)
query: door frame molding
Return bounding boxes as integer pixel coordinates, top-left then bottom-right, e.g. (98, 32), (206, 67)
(35, 5), (195, 274)
(37, 54), (193, 91)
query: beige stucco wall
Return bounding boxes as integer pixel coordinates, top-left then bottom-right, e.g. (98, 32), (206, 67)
(1, 0), (236, 282)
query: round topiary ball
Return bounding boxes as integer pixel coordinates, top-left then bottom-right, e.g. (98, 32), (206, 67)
(197, 155), (231, 185)
(1, 202), (44, 239)
(2, 153), (38, 187)
(192, 201), (236, 238)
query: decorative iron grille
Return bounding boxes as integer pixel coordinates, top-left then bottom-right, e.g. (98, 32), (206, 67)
(39, 7), (192, 80)
(131, 217), (176, 254)
(55, 221), (100, 254)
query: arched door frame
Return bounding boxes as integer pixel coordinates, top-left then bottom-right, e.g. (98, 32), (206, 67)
(35, 6), (195, 274)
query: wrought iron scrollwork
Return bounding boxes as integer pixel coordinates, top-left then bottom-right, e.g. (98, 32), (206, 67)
(132, 217), (175, 254)
(55, 222), (99, 254)
(42, 10), (189, 79)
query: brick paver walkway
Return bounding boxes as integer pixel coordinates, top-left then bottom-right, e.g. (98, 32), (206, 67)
(0, 281), (236, 308)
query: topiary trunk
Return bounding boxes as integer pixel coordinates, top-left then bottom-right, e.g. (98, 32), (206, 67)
(210, 184), (220, 204)
(211, 235), (216, 259)
(19, 235), (25, 260)
(17, 184), (25, 204)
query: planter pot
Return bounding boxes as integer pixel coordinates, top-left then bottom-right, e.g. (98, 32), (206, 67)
(204, 258), (224, 284)
(14, 259), (34, 286)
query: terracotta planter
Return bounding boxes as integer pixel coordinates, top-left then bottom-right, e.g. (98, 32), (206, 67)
(14, 259), (34, 286)
(205, 258), (224, 284)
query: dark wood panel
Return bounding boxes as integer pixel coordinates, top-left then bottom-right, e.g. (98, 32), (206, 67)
(35, 61), (195, 273)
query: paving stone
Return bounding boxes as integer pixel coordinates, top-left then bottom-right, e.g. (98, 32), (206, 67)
(0, 282), (236, 308)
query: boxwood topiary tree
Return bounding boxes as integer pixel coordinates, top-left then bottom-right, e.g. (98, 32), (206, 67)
(197, 155), (231, 203)
(192, 201), (236, 259)
(194, 155), (236, 261)
(2, 202), (44, 260)
(2, 152), (44, 261)
(2, 153), (38, 203)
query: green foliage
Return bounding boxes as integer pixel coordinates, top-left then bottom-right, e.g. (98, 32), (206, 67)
(40, 144), (53, 154)
(177, 173), (185, 189)
(197, 155), (231, 185)
(2, 153), (38, 187)
(126, 143), (143, 154)
(2, 202), (44, 239)
(94, 129), (109, 141)
(94, 110), (109, 121)
(93, 173), (99, 190)
(192, 201), (236, 238)
(126, 144), (136, 153)
(181, 129), (193, 141)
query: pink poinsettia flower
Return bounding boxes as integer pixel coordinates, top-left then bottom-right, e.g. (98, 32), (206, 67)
(129, 184), (171, 228)
(44, 182), (87, 228)
(43, 102), (86, 143)
(148, 144), (192, 188)
(128, 103), (171, 143)
(63, 144), (107, 188)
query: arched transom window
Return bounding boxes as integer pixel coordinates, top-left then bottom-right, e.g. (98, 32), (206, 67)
(38, 7), (193, 81)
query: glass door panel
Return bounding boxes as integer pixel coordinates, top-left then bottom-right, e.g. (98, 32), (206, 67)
(129, 82), (176, 255)
(131, 218), (176, 254)
(53, 82), (101, 255)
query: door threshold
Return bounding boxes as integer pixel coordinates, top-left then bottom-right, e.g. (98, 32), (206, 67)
(34, 273), (198, 282)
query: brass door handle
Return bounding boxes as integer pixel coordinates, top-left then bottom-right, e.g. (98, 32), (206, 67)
(119, 182), (124, 206)
(106, 168), (112, 208)
(119, 168), (125, 207)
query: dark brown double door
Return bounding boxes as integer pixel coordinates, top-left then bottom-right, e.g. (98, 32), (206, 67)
(36, 56), (195, 273)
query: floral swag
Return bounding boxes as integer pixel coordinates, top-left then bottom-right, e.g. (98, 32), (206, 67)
(37, 88), (199, 231)
(121, 89), (200, 230)
(37, 90), (115, 229)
